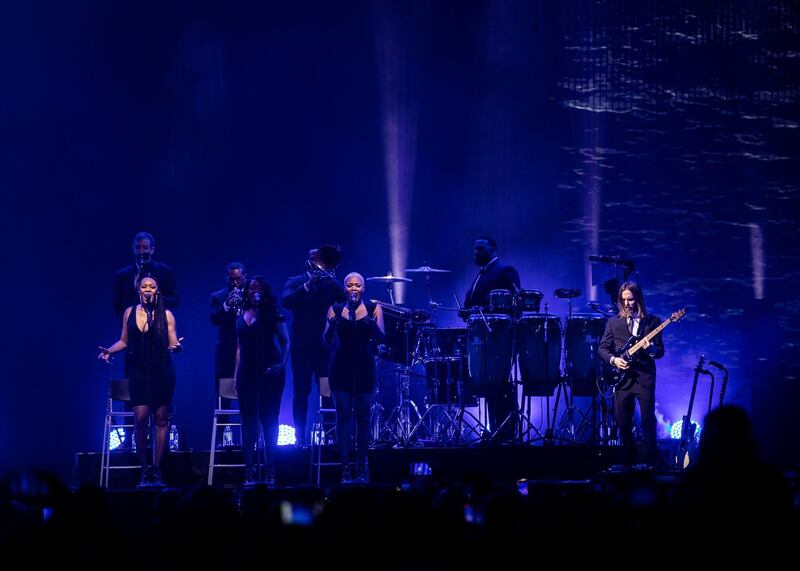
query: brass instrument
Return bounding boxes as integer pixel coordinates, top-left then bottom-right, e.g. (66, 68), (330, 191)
(305, 244), (341, 281)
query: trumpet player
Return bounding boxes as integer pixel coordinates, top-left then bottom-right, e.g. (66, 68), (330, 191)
(210, 262), (247, 418)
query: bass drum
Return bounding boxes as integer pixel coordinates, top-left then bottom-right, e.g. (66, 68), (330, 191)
(467, 314), (513, 397)
(564, 314), (606, 396)
(516, 314), (562, 396)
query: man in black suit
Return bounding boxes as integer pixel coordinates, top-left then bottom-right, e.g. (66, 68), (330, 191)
(114, 232), (179, 320)
(463, 236), (521, 440)
(210, 262), (247, 426)
(281, 245), (345, 447)
(464, 236), (521, 311)
(598, 281), (665, 466)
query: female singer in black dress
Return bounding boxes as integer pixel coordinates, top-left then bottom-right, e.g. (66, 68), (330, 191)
(98, 276), (182, 486)
(323, 272), (384, 483)
(234, 276), (290, 485)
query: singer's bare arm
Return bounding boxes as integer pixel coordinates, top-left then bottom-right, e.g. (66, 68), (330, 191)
(373, 304), (385, 335)
(322, 306), (336, 345)
(166, 310), (180, 348)
(98, 306), (131, 360)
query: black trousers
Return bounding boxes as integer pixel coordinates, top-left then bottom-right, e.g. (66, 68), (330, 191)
(614, 380), (659, 464)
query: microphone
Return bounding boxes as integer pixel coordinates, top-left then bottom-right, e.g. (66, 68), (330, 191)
(136, 253), (152, 268)
(253, 292), (262, 304)
(143, 292), (152, 304)
(348, 291), (359, 321)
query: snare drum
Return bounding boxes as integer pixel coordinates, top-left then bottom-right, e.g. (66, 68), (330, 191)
(564, 314), (606, 395)
(488, 289), (513, 315)
(516, 314), (562, 396)
(467, 314), (513, 396)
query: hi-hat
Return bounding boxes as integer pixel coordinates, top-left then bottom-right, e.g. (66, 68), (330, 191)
(405, 265), (451, 273)
(366, 273), (412, 283)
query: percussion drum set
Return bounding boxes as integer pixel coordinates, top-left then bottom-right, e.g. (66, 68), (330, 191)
(367, 264), (612, 447)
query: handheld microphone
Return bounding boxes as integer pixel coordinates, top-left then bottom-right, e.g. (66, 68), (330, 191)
(144, 292), (153, 304)
(348, 291), (358, 321)
(253, 292), (262, 304)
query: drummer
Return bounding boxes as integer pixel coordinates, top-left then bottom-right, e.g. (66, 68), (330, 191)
(462, 236), (521, 440)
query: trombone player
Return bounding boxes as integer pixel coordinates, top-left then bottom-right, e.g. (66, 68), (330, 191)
(281, 245), (346, 447)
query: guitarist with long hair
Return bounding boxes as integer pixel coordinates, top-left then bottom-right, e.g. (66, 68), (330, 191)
(598, 281), (665, 467)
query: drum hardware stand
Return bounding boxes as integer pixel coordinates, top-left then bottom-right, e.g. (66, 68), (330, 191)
(408, 355), (456, 444)
(568, 356), (624, 446)
(412, 358), (486, 445)
(552, 375), (592, 443)
(382, 321), (425, 447)
(369, 359), (389, 446)
(488, 380), (538, 445)
(449, 401), (485, 445)
(520, 303), (562, 446)
(484, 342), (537, 445)
(383, 366), (424, 447)
(408, 399), (455, 444)
(551, 291), (587, 444)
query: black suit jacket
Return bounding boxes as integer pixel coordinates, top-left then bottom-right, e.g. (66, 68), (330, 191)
(597, 314), (665, 390)
(281, 274), (346, 348)
(210, 286), (239, 378)
(464, 259), (521, 310)
(113, 260), (179, 320)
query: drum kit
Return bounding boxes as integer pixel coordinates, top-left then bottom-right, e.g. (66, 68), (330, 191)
(366, 264), (611, 447)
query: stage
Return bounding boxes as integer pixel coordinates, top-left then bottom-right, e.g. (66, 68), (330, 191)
(72, 440), (684, 489)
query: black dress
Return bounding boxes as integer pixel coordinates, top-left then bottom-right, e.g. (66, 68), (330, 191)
(328, 301), (379, 394)
(235, 304), (286, 471)
(126, 307), (175, 408)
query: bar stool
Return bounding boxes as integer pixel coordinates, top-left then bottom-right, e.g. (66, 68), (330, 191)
(309, 394), (338, 486)
(99, 378), (138, 488)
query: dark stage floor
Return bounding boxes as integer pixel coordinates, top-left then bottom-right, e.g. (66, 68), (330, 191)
(73, 440), (683, 490)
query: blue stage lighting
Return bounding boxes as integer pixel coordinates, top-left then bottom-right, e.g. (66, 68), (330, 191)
(109, 428), (126, 451)
(278, 424), (296, 446)
(670, 419), (702, 441)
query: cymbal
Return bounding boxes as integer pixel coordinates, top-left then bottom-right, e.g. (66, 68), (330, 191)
(404, 265), (451, 273)
(366, 274), (412, 283)
(554, 288), (581, 299)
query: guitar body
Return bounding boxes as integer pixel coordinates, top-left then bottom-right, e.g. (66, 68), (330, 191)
(599, 308), (686, 390)
(601, 336), (638, 388)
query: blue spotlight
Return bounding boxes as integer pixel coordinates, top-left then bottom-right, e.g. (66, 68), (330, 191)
(670, 419), (702, 441)
(109, 428), (126, 451)
(277, 424), (297, 446)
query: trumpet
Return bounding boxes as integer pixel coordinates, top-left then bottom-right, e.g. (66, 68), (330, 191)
(227, 286), (245, 315)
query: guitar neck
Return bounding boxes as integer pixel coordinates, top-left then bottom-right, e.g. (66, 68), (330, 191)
(629, 316), (671, 356)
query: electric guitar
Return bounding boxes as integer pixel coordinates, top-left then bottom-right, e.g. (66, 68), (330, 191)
(603, 308), (686, 388)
